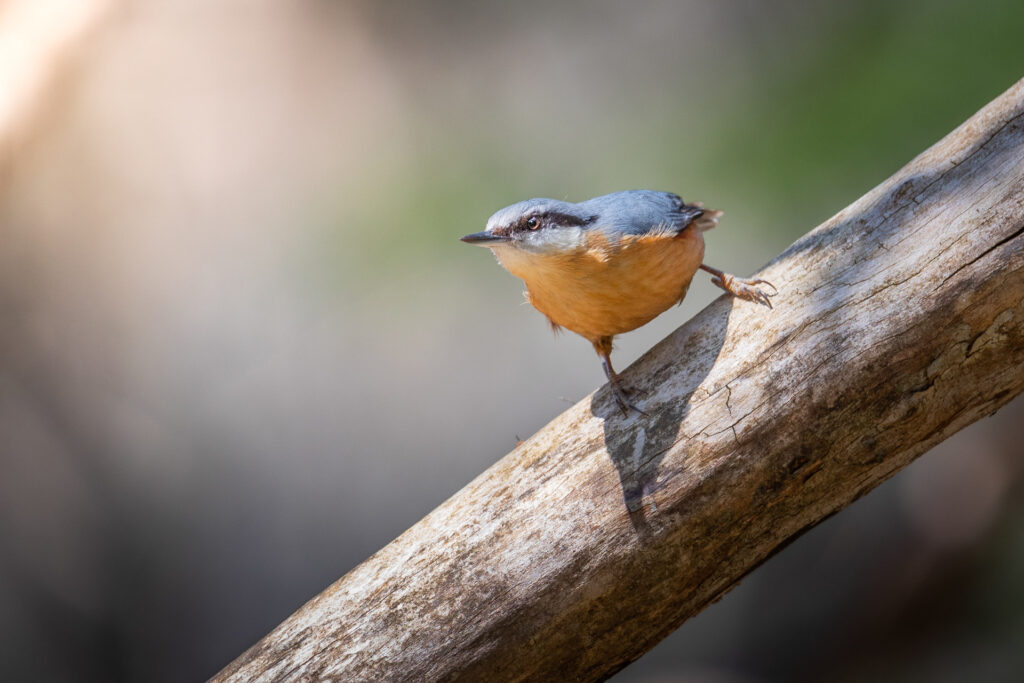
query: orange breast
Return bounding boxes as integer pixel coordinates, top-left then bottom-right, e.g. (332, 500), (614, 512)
(495, 227), (705, 342)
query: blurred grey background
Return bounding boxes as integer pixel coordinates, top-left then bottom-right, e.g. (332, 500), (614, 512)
(1, 0), (1023, 681)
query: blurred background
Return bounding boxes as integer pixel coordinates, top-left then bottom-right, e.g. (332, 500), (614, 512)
(1, 0), (1023, 681)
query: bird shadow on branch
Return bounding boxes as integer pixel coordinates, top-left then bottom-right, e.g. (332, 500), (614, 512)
(588, 120), (1012, 533)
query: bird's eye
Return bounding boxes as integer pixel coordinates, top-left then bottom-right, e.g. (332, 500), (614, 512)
(526, 217), (539, 230)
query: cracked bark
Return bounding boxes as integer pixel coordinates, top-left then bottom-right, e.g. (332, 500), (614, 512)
(212, 78), (1024, 682)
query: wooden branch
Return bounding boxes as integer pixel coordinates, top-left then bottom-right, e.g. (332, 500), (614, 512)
(213, 79), (1024, 682)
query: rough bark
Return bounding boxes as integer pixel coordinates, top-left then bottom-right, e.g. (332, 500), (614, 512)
(213, 78), (1024, 682)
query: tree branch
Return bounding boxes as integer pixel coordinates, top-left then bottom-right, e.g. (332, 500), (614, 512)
(213, 78), (1024, 682)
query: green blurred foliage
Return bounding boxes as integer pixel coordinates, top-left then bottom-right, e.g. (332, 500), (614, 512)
(711, 0), (1024, 224)
(308, 0), (1024, 290)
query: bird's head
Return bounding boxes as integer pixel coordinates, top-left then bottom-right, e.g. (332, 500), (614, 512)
(461, 198), (599, 254)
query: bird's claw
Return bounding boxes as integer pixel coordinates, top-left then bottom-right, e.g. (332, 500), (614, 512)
(712, 274), (778, 309)
(610, 381), (647, 417)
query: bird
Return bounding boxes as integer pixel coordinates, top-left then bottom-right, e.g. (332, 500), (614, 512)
(461, 190), (775, 414)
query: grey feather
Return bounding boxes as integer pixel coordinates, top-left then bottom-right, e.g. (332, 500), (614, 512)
(485, 198), (594, 233)
(577, 190), (705, 236)
(483, 190), (710, 244)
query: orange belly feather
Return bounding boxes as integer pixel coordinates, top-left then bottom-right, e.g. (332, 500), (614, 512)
(495, 226), (705, 342)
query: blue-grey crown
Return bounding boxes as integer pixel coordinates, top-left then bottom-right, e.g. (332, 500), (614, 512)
(485, 198), (594, 233)
(483, 190), (703, 242)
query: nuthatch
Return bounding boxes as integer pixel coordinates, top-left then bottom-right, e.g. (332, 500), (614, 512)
(461, 190), (776, 414)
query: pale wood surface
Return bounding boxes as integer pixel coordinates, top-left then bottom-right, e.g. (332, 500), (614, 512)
(213, 78), (1024, 682)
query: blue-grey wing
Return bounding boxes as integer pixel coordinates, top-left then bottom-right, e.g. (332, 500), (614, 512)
(577, 190), (706, 236)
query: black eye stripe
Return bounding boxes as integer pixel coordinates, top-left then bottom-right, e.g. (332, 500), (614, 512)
(514, 211), (597, 232)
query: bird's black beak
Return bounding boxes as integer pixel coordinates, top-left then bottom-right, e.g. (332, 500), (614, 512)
(460, 231), (511, 246)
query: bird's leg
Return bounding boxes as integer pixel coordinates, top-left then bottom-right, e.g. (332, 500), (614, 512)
(700, 264), (777, 309)
(594, 337), (646, 416)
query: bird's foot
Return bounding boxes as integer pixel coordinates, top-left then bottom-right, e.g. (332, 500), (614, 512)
(596, 343), (647, 417)
(711, 272), (777, 309)
(609, 378), (647, 417)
